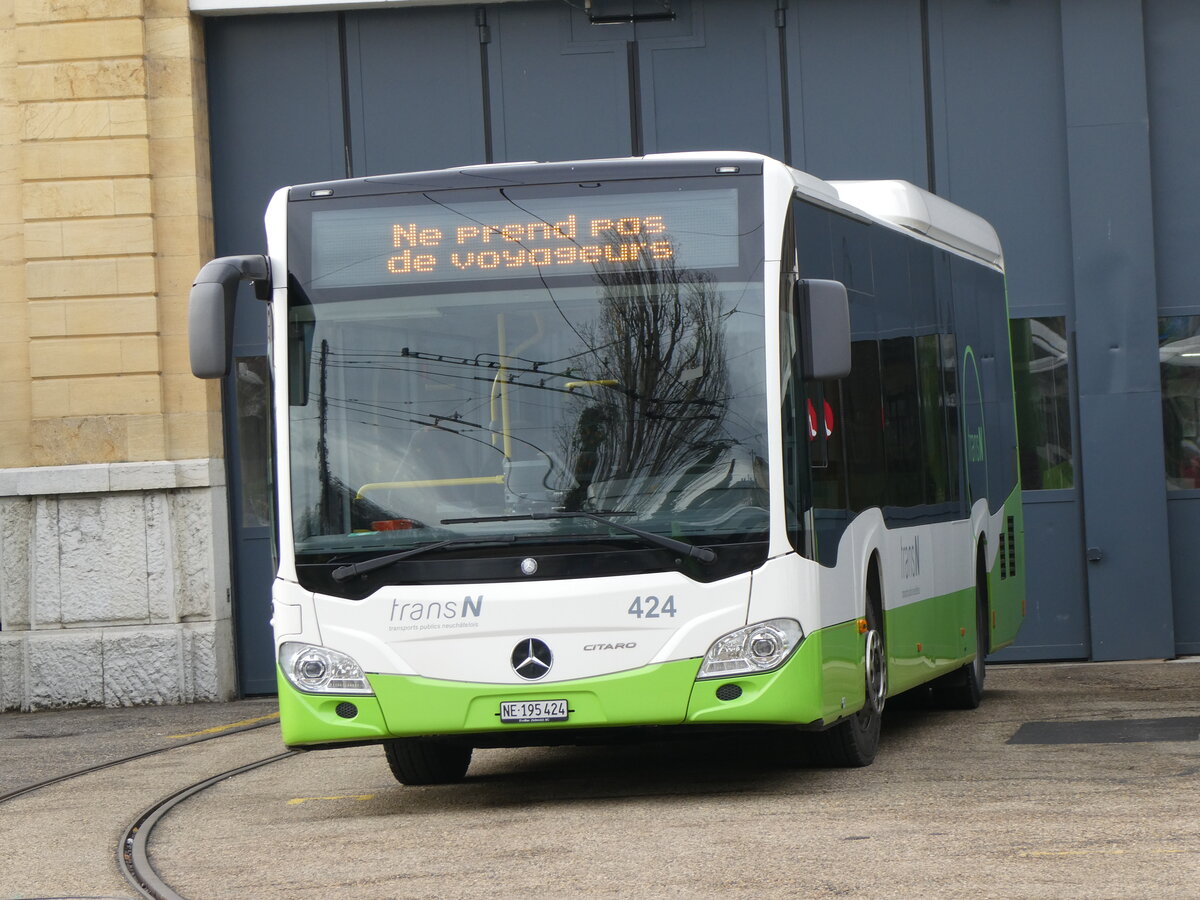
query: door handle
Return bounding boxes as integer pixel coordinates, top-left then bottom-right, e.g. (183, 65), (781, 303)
(1086, 547), (1103, 562)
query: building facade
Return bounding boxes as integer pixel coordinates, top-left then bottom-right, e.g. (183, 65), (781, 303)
(1, 0), (1197, 708)
(0, 0), (234, 707)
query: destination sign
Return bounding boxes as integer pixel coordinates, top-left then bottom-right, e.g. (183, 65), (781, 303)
(307, 188), (740, 289)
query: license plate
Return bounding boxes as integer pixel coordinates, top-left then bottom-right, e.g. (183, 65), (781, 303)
(499, 699), (569, 723)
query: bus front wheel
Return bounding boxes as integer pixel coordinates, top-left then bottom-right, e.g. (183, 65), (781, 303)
(806, 575), (885, 768)
(383, 738), (472, 785)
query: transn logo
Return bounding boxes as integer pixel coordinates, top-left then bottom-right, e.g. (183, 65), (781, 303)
(390, 596), (483, 622)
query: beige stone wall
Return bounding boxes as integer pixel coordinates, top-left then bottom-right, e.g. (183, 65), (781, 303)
(1, 0), (30, 467)
(0, 1), (237, 708)
(5, 0), (220, 469)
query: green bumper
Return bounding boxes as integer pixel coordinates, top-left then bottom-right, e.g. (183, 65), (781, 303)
(278, 620), (865, 748)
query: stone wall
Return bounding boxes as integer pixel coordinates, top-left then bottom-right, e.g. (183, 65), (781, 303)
(6, 0), (219, 471)
(0, 460), (235, 709)
(0, 1), (234, 708)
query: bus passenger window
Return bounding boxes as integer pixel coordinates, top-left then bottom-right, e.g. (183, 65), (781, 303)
(880, 336), (922, 508)
(830, 218), (874, 296)
(940, 332), (961, 504)
(917, 334), (952, 505)
(844, 341), (885, 512)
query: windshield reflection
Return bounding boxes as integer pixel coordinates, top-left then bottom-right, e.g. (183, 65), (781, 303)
(289, 221), (767, 569)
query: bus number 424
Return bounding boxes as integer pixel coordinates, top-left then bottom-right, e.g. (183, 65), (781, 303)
(628, 595), (677, 618)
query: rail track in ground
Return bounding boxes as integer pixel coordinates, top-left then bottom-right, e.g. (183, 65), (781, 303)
(118, 749), (299, 900)
(0, 714), (281, 806)
(0, 709), (290, 900)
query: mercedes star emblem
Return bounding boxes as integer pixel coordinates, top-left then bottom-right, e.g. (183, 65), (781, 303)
(511, 638), (553, 680)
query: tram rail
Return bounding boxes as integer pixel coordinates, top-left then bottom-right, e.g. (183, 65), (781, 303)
(0, 714), (281, 806)
(119, 750), (299, 900)
(1, 710), (295, 900)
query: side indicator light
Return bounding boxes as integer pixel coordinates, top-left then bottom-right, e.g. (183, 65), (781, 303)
(856, 618), (868, 634)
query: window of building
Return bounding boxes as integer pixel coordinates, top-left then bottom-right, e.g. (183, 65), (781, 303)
(1010, 317), (1074, 490)
(1159, 315), (1200, 491)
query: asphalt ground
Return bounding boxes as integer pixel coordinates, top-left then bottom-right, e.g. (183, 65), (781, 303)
(0, 698), (280, 797)
(0, 661), (1197, 899)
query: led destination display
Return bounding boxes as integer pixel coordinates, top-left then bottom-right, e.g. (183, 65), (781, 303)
(308, 188), (740, 289)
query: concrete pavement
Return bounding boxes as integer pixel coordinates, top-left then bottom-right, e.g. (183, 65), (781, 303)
(1, 661), (1197, 899)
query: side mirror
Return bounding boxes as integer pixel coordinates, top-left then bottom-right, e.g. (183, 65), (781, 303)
(188, 255), (271, 379)
(796, 278), (851, 380)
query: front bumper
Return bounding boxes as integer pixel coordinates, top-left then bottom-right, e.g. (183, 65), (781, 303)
(278, 624), (860, 748)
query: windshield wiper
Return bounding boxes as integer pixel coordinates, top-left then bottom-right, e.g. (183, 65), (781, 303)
(442, 511), (717, 564)
(330, 535), (519, 583)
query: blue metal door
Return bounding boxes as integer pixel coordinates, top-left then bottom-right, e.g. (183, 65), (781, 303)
(1146, 0), (1200, 656)
(206, 14), (348, 693)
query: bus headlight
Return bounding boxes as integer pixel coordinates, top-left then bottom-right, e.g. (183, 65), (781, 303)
(279, 642), (374, 695)
(696, 619), (803, 679)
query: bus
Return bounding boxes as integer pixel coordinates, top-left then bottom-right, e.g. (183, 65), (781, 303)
(190, 152), (1025, 783)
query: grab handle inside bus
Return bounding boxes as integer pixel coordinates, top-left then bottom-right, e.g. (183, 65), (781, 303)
(189, 254), (271, 379)
(796, 278), (851, 380)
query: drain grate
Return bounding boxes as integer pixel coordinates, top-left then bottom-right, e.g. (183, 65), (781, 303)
(1008, 716), (1200, 745)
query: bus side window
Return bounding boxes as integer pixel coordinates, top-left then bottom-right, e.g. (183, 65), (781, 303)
(845, 340), (885, 512)
(779, 205), (813, 557)
(810, 380), (848, 505)
(917, 334), (950, 505)
(831, 216), (874, 296)
(933, 245), (962, 508)
(880, 336), (923, 508)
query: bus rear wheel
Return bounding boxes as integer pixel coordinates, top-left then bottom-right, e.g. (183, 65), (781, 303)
(383, 738), (472, 785)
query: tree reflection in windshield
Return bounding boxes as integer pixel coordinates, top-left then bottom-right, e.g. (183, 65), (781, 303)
(556, 235), (735, 515)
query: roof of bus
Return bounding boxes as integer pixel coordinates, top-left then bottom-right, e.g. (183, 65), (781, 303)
(548, 151), (1005, 268)
(288, 150), (1003, 269)
(506, 151), (1003, 267)
(826, 178), (1003, 269)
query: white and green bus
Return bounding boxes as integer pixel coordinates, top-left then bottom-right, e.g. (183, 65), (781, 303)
(190, 152), (1024, 782)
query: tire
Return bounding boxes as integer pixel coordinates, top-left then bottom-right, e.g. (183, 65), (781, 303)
(807, 572), (885, 768)
(383, 738), (472, 785)
(932, 558), (988, 710)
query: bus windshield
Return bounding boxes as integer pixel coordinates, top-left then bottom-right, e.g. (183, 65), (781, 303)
(286, 177), (767, 579)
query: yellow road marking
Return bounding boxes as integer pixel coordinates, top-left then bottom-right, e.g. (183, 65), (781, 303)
(287, 794), (375, 806)
(168, 712), (280, 739)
